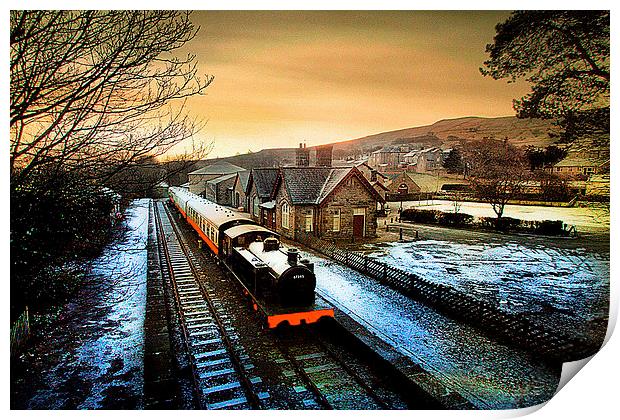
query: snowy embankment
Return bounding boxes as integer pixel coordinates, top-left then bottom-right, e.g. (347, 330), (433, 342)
(26, 199), (150, 409)
(299, 249), (561, 409)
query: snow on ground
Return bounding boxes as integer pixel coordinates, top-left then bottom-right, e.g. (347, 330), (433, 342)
(364, 240), (609, 326)
(304, 251), (560, 409)
(25, 199), (150, 409)
(400, 199), (609, 232)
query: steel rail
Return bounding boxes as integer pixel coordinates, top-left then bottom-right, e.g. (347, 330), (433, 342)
(161, 201), (264, 410)
(154, 201), (203, 408)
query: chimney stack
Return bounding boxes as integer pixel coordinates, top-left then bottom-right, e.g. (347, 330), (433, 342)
(295, 141), (310, 167)
(316, 144), (333, 167)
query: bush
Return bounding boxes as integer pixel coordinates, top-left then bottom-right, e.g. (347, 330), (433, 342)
(495, 216), (521, 231)
(438, 212), (474, 227)
(534, 220), (565, 236)
(400, 209), (440, 224)
(11, 169), (116, 319)
(479, 216), (521, 231)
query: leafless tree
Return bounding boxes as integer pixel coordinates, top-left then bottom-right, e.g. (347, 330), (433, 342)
(463, 138), (530, 221)
(10, 11), (213, 192)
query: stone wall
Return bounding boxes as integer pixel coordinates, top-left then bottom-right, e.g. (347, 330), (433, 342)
(319, 175), (377, 239)
(188, 174), (220, 196)
(232, 179), (246, 210)
(274, 187), (296, 238)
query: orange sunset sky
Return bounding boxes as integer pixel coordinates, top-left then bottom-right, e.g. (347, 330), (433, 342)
(172, 10), (532, 158)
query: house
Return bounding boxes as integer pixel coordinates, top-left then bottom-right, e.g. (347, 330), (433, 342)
(205, 173), (237, 206)
(231, 170), (250, 210)
(246, 168), (280, 230)
(271, 166), (384, 240)
(367, 146), (411, 170)
(354, 161), (388, 185)
(385, 172), (422, 196)
(371, 180), (389, 202)
(548, 157), (609, 177)
(187, 161), (246, 196)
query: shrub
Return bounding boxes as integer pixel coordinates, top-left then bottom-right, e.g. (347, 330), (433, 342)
(438, 212), (474, 227)
(534, 220), (565, 236)
(11, 169), (116, 319)
(400, 209), (440, 224)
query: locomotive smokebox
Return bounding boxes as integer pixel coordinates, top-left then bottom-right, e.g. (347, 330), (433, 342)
(287, 248), (299, 265)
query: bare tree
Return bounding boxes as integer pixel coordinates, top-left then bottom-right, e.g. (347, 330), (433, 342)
(463, 138), (530, 223)
(10, 11), (213, 191)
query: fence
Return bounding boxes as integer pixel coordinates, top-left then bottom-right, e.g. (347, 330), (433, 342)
(294, 231), (596, 362)
(11, 307), (30, 357)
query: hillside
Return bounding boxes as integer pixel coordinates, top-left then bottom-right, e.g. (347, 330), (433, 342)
(329, 116), (559, 155)
(191, 116), (561, 172)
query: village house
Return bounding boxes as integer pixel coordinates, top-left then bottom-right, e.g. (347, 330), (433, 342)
(385, 172), (422, 197)
(367, 145), (411, 171)
(187, 161), (246, 197)
(231, 170), (250, 210)
(402, 147), (444, 173)
(371, 180), (389, 203)
(547, 157), (609, 177)
(271, 166), (384, 240)
(246, 168), (280, 230)
(205, 173), (237, 206)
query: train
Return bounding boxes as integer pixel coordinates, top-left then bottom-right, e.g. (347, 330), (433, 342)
(167, 186), (334, 328)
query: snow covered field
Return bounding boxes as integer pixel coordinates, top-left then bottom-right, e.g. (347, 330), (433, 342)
(400, 199), (609, 232)
(24, 199), (150, 409)
(363, 239), (609, 340)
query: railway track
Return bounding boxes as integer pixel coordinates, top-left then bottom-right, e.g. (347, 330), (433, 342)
(316, 290), (493, 409)
(155, 201), (270, 409)
(156, 199), (436, 409)
(272, 326), (400, 409)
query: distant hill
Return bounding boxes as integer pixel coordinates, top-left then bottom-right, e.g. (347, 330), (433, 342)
(329, 116), (559, 158)
(190, 116), (560, 173)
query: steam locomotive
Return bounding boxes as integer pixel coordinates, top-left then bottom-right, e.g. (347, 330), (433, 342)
(167, 186), (333, 328)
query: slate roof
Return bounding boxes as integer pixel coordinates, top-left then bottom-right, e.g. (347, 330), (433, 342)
(236, 170), (250, 191)
(250, 168), (279, 199)
(206, 173), (237, 186)
(279, 167), (382, 205)
(189, 161), (246, 176)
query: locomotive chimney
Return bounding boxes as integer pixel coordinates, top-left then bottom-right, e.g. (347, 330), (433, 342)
(300, 258), (314, 273)
(287, 248), (299, 265)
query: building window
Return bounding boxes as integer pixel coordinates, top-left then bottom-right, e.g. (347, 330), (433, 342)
(282, 203), (290, 229)
(333, 209), (341, 232)
(252, 195), (259, 216)
(304, 208), (313, 232)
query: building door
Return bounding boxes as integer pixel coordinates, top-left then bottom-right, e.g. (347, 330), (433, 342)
(353, 208), (365, 237)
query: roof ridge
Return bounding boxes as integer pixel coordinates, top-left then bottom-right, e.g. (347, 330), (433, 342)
(315, 168), (336, 204)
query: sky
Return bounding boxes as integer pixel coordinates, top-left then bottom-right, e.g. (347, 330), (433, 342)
(171, 11), (532, 158)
